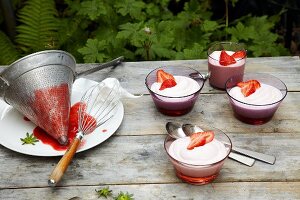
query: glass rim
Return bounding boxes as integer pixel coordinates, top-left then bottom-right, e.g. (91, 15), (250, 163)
(145, 66), (205, 98)
(207, 41), (247, 62)
(163, 127), (232, 167)
(225, 73), (288, 106)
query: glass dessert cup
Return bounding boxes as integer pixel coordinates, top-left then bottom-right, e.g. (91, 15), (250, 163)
(207, 42), (246, 90)
(145, 66), (204, 116)
(164, 125), (232, 185)
(225, 73), (288, 125)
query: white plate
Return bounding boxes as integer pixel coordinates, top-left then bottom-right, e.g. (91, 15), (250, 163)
(0, 78), (124, 156)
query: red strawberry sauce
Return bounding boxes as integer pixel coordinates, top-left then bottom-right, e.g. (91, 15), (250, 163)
(26, 102), (98, 151)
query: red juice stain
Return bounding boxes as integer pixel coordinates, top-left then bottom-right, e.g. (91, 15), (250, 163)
(102, 129), (107, 133)
(33, 102), (97, 151)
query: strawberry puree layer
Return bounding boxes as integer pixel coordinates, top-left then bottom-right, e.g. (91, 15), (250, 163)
(150, 76), (200, 97)
(169, 137), (227, 165)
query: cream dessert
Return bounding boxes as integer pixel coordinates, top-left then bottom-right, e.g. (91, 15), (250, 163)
(145, 67), (204, 116)
(164, 128), (231, 185)
(229, 83), (283, 105)
(226, 76), (287, 124)
(169, 137), (227, 165)
(208, 50), (246, 89)
(150, 76), (200, 97)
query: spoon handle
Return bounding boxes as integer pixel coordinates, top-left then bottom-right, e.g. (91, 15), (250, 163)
(228, 152), (255, 167)
(232, 146), (276, 165)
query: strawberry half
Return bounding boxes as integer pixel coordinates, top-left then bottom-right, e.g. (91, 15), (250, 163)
(157, 69), (175, 83)
(159, 79), (177, 90)
(237, 80), (261, 97)
(219, 50), (236, 66)
(232, 50), (246, 60)
(187, 131), (215, 150)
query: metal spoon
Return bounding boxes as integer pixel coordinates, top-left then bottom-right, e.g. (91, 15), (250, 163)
(165, 122), (255, 167)
(182, 124), (276, 165)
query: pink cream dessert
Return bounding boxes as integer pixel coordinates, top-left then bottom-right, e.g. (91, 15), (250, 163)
(208, 50), (246, 89)
(164, 127), (232, 185)
(225, 74), (287, 125)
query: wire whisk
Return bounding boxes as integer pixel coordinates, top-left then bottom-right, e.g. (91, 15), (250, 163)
(48, 81), (120, 186)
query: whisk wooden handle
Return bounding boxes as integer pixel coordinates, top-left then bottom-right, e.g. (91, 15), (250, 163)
(48, 137), (81, 186)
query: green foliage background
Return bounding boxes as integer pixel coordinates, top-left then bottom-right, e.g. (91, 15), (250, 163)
(0, 0), (290, 65)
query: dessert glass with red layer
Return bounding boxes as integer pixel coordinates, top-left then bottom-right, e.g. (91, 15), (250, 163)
(207, 42), (246, 89)
(225, 73), (287, 125)
(164, 125), (232, 185)
(145, 66), (205, 116)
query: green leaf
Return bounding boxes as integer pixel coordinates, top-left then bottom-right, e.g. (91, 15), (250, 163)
(20, 132), (39, 145)
(78, 0), (107, 20)
(0, 31), (20, 65)
(227, 22), (256, 41)
(95, 186), (112, 198)
(78, 39), (108, 63)
(114, 191), (134, 200)
(182, 43), (206, 59)
(115, 0), (146, 20)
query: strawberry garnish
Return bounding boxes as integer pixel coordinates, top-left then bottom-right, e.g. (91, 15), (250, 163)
(156, 69), (175, 83)
(232, 50), (246, 59)
(237, 80), (261, 97)
(159, 79), (177, 90)
(187, 131), (215, 150)
(219, 50), (236, 66)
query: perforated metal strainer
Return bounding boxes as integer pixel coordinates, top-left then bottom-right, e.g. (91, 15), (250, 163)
(0, 50), (123, 145)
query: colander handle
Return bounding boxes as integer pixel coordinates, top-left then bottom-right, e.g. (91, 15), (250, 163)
(76, 56), (124, 78)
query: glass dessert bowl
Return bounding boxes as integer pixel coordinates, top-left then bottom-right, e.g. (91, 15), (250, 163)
(225, 73), (287, 125)
(164, 125), (232, 185)
(207, 42), (247, 90)
(145, 66), (204, 116)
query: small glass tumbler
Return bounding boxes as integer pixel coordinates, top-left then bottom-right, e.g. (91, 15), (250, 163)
(225, 73), (288, 125)
(164, 125), (232, 185)
(207, 42), (246, 89)
(145, 66), (204, 116)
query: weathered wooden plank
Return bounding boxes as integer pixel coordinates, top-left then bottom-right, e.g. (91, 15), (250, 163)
(0, 133), (299, 188)
(1, 182), (299, 200)
(119, 92), (300, 135)
(1, 56), (299, 93)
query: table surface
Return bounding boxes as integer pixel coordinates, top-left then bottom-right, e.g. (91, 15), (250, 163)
(0, 56), (299, 200)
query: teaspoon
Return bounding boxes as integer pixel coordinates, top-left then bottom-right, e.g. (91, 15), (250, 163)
(166, 122), (255, 167)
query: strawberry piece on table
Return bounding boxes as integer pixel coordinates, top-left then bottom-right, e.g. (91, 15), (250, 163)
(187, 131), (215, 150)
(232, 50), (246, 59)
(159, 79), (177, 90)
(156, 69), (175, 83)
(219, 50), (236, 66)
(237, 80), (261, 97)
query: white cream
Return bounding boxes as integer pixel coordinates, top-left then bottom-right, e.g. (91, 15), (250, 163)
(168, 137), (227, 165)
(229, 83), (283, 105)
(150, 76), (200, 97)
(208, 50), (246, 67)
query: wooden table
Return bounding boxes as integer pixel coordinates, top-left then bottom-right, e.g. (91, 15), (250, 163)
(0, 57), (299, 200)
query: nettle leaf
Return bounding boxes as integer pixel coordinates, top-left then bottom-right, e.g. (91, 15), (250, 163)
(0, 31), (20, 65)
(115, 0), (146, 20)
(117, 22), (144, 40)
(227, 22), (255, 41)
(78, 0), (107, 20)
(151, 44), (176, 59)
(246, 15), (274, 32)
(78, 39), (108, 63)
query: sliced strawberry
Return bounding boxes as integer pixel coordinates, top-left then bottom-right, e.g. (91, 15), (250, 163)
(237, 79), (261, 97)
(219, 50), (236, 66)
(156, 69), (175, 83)
(187, 131), (215, 150)
(232, 50), (246, 59)
(159, 79), (177, 90)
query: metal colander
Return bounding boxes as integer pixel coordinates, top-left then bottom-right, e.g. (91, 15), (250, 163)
(0, 50), (76, 145)
(0, 50), (123, 145)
